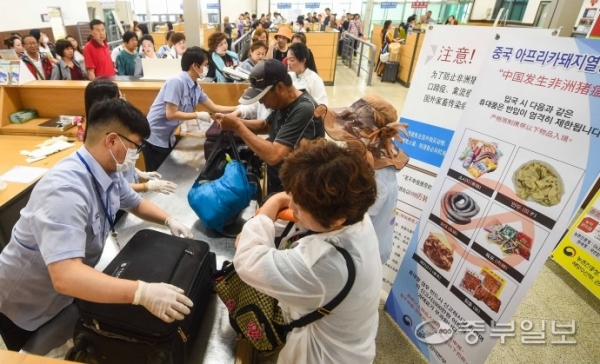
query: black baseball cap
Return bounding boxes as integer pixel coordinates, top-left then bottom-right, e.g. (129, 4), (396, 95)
(239, 59), (289, 104)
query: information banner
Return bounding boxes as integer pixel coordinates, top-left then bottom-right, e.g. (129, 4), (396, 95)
(387, 35), (600, 364)
(552, 188), (600, 299)
(381, 26), (556, 297)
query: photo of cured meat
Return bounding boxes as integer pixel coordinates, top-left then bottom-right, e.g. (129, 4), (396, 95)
(481, 269), (504, 296)
(422, 233), (454, 271)
(441, 191), (480, 225)
(513, 160), (564, 207)
(459, 269), (482, 294)
(457, 266), (504, 313)
(458, 138), (502, 179)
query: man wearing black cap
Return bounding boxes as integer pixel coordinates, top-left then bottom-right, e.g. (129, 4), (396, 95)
(215, 59), (324, 193)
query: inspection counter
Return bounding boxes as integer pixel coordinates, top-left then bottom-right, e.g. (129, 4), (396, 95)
(0, 134), (240, 362)
(104, 136), (239, 363)
(0, 81), (248, 137)
(0, 135), (81, 249)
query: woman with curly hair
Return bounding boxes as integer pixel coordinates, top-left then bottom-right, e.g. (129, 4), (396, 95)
(234, 139), (381, 364)
(206, 31), (239, 82)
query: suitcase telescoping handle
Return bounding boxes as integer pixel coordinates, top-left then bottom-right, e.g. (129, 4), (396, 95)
(170, 243), (204, 297)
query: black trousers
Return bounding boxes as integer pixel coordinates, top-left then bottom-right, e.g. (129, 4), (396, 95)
(142, 142), (174, 172)
(266, 165), (283, 195)
(0, 312), (34, 351)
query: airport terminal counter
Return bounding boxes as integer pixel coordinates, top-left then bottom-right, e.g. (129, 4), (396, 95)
(0, 80), (248, 137)
(0, 135), (82, 249)
(107, 135), (239, 363)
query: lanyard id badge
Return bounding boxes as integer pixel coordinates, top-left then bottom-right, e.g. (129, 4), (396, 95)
(77, 152), (121, 250)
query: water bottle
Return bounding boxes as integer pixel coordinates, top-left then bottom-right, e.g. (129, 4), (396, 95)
(75, 117), (84, 142)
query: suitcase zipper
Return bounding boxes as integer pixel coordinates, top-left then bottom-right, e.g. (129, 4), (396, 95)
(83, 320), (153, 344)
(178, 327), (188, 342)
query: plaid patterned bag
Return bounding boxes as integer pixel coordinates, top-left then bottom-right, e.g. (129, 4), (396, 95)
(214, 262), (288, 355)
(213, 244), (356, 356)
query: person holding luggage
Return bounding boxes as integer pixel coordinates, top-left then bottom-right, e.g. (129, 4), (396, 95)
(142, 46), (236, 172)
(215, 59), (324, 194)
(0, 99), (194, 354)
(234, 139), (381, 364)
(376, 20), (400, 77)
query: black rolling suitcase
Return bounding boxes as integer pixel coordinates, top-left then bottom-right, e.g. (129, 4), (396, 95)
(381, 62), (399, 83)
(204, 122), (244, 160)
(65, 229), (216, 364)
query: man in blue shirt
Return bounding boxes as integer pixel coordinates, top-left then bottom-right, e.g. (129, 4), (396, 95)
(0, 99), (194, 353)
(142, 46), (236, 172)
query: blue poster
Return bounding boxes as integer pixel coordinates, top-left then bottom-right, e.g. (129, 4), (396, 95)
(387, 36), (600, 364)
(277, 3), (292, 9)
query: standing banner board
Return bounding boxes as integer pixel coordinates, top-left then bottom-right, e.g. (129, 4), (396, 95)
(382, 26), (557, 298)
(386, 35), (600, 364)
(552, 188), (600, 299)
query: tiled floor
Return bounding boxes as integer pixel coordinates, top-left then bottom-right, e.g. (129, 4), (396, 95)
(331, 64), (600, 364)
(1, 63), (599, 364)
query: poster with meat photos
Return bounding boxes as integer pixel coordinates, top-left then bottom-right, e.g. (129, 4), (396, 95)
(448, 129), (516, 194)
(496, 148), (585, 223)
(472, 203), (550, 279)
(430, 178), (491, 240)
(452, 250), (519, 321)
(415, 223), (466, 283)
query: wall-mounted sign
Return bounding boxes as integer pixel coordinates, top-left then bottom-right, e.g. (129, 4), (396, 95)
(207, 3), (219, 10)
(277, 3), (292, 9)
(381, 2), (398, 9)
(411, 1), (429, 8)
(305, 2), (320, 9)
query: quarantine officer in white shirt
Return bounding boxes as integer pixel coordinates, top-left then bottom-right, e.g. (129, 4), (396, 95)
(0, 99), (194, 354)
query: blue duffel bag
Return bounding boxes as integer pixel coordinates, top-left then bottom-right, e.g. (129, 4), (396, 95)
(188, 131), (257, 233)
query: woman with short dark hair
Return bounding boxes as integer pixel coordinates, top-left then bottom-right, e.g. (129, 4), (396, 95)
(233, 138), (381, 364)
(206, 31), (239, 83)
(50, 39), (87, 80)
(6, 35), (24, 56)
(66, 35), (85, 69)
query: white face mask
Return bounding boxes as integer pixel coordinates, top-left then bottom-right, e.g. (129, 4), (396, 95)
(198, 65), (208, 80)
(42, 36), (49, 44)
(109, 136), (139, 173)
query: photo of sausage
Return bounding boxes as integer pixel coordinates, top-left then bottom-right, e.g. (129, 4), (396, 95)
(441, 191), (480, 225)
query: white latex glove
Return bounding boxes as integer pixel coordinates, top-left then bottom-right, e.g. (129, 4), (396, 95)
(180, 121), (188, 136)
(195, 111), (212, 123)
(132, 281), (193, 323)
(147, 180), (178, 194)
(135, 168), (161, 180)
(166, 217), (193, 238)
